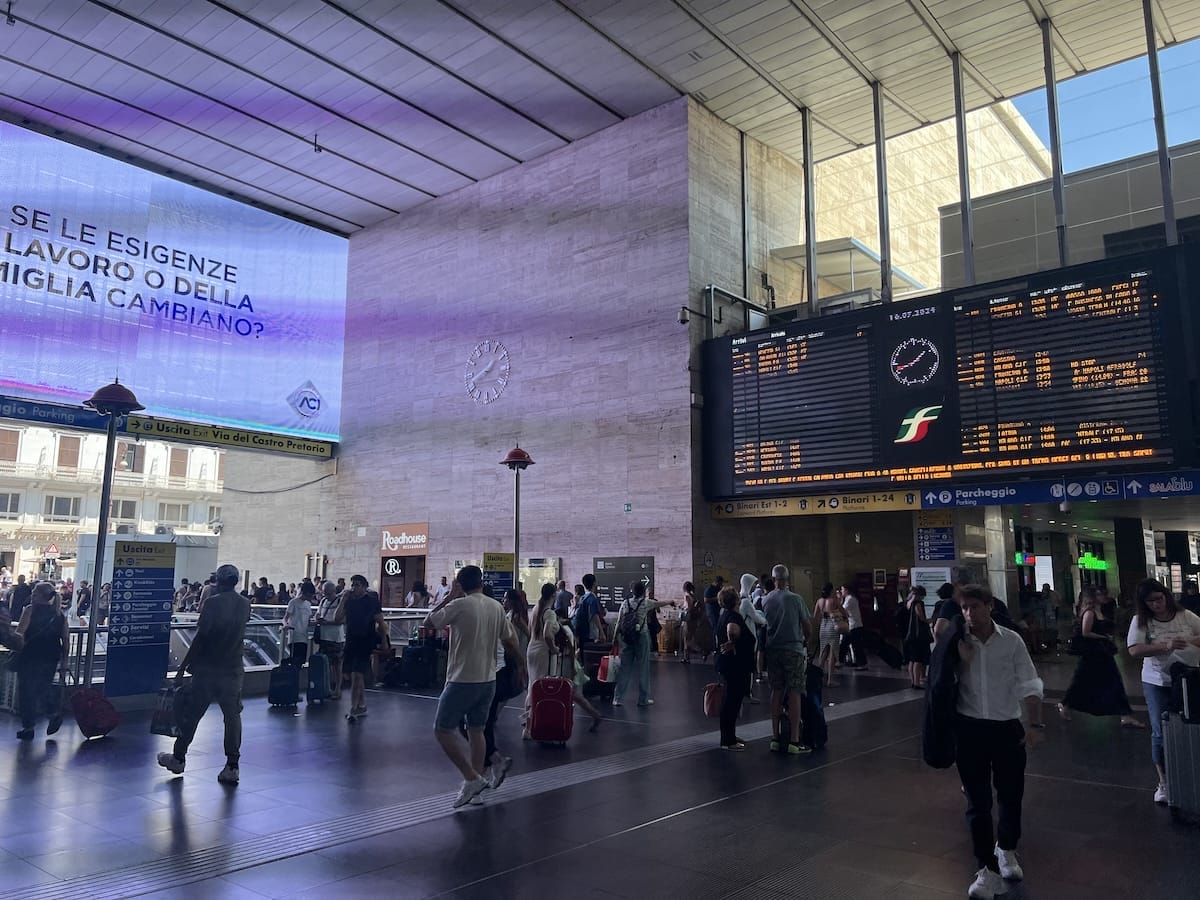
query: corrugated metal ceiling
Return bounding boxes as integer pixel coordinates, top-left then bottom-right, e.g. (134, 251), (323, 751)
(0, 0), (1193, 234)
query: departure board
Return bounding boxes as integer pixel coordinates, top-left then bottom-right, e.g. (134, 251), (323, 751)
(702, 249), (1198, 499)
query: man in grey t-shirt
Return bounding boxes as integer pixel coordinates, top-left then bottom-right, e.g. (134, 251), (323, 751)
(763, 564), (812, 754)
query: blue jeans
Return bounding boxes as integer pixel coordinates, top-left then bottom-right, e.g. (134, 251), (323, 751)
(616, 630), (652, 704)
(1144, 682), (1172, 770)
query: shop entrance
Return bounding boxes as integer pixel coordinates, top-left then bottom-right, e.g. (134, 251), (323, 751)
(380, 555), (426, 607)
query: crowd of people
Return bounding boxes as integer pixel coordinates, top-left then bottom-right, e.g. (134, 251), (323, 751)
(5, 557), (1200, 900)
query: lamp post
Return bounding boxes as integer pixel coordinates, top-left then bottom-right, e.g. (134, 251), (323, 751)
(499, 447), (534, 598)
(82, 379), (144, 688)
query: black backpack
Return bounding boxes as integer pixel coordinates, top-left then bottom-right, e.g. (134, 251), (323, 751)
(618, 599), (644, 648)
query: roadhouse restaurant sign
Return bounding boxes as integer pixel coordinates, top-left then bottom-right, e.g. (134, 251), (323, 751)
(379, 523), (429, 556)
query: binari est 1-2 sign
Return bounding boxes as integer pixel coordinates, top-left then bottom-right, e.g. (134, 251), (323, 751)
(702, 247), (1200, 499)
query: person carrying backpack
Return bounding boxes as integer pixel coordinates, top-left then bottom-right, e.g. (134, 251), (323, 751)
(612, 581), (676, 707)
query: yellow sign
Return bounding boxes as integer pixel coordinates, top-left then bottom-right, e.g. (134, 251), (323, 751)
(127, 416), (334, 458)
(711, 490), (922, 519)
(113, 540), (177, 566)
(916, 510), (953, 528)
(483, 552), (515, 573)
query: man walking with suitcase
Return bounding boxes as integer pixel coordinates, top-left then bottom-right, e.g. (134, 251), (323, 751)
(424, 566), (527, 809)
(158, 564), (251, 786)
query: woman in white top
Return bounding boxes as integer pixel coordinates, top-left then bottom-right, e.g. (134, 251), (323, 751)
(524, 584), (602, 737)
(841, 585), (867, 668)
(284, 582), (315, 665)
(1127, 577), (1200, 804)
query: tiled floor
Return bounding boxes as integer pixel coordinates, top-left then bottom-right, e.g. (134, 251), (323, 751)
(1, 650), (1194, 899)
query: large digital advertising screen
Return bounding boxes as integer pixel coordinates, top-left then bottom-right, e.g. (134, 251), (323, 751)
(702, 248), (1199, 498)
(0, 121), (347, 440)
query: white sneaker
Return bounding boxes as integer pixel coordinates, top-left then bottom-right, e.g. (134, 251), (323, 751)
(968, 867), (1008, 899)
(994, 846), (1023, 881)
(453, 776), (488, 809)
(157, 752), (185, 775)
(489, 755), (513, 790)
(1154, 782), (1169, 804)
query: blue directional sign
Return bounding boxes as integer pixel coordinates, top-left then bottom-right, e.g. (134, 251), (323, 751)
(1122, 470), (1200, 499)
(0, 394), (125, 433)
(920, 480), (1068, 508)
(916, 526), (956, 561)
(106, 541), (176, 697)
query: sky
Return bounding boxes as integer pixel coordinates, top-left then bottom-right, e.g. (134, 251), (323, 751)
(1011, 37), (1200, 172)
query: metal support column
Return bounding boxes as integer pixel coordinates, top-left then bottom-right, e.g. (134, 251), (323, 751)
(1143, 0), (1178, 245)
(872, 81), (892, 303)
(801, 107), (819, 313)
(740, 130), (751, 298)
(1041, 19), (1068, 267)
(952, 51), (976, 285)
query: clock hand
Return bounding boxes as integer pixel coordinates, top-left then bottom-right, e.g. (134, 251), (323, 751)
(476, 358), (497, 378)
(895, 350), (926, 372)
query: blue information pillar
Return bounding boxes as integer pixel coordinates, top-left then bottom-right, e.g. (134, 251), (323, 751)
(105, 540), (177, 697)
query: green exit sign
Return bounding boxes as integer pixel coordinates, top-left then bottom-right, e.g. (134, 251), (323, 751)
(1079, 551), (1109, 571)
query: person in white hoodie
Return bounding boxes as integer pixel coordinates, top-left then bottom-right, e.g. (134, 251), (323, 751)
(284, 581), (315, 666)
(739, 574), (768, 701)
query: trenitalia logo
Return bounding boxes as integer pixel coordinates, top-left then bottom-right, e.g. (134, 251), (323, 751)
(894, 405), (943, 444)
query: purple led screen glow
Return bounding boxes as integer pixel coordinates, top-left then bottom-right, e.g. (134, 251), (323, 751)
(0, 122), (347, 440)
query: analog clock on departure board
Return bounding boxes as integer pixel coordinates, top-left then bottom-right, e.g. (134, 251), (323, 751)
(464, 340), (511, 404)
(889, 337), (940, 386)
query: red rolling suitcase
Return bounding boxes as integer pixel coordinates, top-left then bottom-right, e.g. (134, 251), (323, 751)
(72, 686), (120, 738)
(528, 675), (574, 744)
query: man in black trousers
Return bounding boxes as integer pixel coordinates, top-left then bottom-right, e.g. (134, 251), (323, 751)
(955, 584), (1044, 900)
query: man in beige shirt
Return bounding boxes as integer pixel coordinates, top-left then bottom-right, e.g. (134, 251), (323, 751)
(424, 565), (527, 809)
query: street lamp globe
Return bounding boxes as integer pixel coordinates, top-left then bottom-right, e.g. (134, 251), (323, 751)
(500, 446), (534, 471)
(83, 379), (145, 417)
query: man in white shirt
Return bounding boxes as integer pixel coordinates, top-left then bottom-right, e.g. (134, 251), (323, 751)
(424, 566), (527, 810)
(955, 585), (1045, 900)
(433, 576), (452, 603)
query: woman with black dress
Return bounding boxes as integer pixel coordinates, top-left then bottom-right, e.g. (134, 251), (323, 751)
(903, 587), (931, 689)
(1059, 589), (1142, 728)
(716, 587), (755, 750)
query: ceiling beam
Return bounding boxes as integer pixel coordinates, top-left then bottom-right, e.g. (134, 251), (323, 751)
(205, 0), (526, 165)
(1023, 0), (1084, 74)
(783, 0), (930, 126)
(0, 93), (363, 234)
(434, 0), (629, 121)
(323, 0), (577, 144)
(905, 0), (1002, 100)
(667, 0), (866, 147)
(87, 0), (480, 186)
(10, 11), (437, 204)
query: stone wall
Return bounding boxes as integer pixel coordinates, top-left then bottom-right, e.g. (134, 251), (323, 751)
(325, 98), (694, 592)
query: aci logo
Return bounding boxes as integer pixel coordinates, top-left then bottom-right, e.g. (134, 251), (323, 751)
(894, 405), (943, 444)
(287, 381), (323, 418)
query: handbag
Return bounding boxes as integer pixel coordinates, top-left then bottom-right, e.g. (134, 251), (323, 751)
(150, 681), (189, 738)
(703, 682), (724, 717)
(598, 653), (620, 683)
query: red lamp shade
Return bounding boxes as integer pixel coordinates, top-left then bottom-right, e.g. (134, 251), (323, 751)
(83, 379), (145, 417)
(500, 447), (534, 470)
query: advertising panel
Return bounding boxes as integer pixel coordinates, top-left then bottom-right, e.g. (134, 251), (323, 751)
(0, 121), (347, 439)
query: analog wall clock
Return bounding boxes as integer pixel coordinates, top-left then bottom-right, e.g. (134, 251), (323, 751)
(889, 337), (940, 386)
(464, 339), (511, 404)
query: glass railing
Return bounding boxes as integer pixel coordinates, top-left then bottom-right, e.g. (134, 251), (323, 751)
(15, 609), (436, 687)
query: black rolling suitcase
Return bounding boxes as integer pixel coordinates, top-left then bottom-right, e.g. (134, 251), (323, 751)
(399, 645), (435, 688)
(306, 653), (332, 704)
(268, 660), (301, 706)
(801, 663), (827, 749)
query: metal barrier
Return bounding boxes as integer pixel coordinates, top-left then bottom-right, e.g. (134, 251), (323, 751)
(61, 611), (431, 686)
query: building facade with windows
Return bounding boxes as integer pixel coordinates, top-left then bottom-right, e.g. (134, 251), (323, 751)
(0, 424), (224, 581)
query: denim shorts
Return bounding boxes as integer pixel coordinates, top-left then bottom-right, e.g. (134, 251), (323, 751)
(434, 680), (496, 731)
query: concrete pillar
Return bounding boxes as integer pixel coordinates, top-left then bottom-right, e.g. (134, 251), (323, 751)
(1113, 517), (1152, 604)
(984, 507), (1014, 602)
